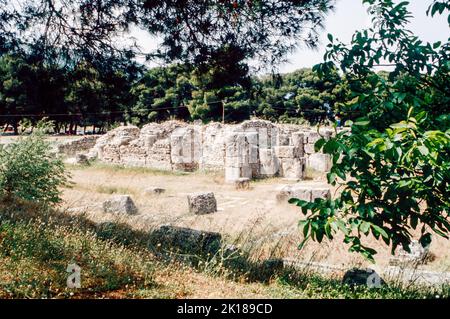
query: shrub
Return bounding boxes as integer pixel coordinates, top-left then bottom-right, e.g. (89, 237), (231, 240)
(0, 133), (69, 206)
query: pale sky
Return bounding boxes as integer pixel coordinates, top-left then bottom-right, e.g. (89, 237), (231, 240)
(133, 0), (449, 73)
(278, 0), (449, 73)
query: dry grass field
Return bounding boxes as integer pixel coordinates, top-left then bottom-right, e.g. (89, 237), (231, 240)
(61, 163), (450, 273)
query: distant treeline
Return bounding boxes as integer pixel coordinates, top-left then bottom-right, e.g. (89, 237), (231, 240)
(0, 54), (372, 134)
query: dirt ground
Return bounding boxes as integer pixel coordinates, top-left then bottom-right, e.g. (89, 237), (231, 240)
(61, 164), (450, 273)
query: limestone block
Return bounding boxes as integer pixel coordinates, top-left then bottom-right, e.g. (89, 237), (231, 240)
(249, 145), (259, 164)
(170, 127), (198, 166)
(290, 132), (304, 149)
(240, 164), (253, 179)
(245, 132), (258, 145)
(200, 124), (226, 170)
(280, 158), (305, 180)
(389, 240), (431, 266)
(259, 149), (280, 176)
(275, 146), (302, 159)
(182, 139), (194, 162)
(111, 127), (140, 146)
(187, 192), (217, 215)
(225, 134), (247, 158)
(143, 134), (158, 148)
(343, 268), (386, 288)
(225, 166), (241, 182)
(311, 188), (331, 201)
(307, 132), (321, 145)
(276, 185), (311, 203)
(56, 135), (100, 156)
(307, 153), (332, 172)
(225, 156), (243, 167)
(319, 129), (333, 140)
(258, 127), (269, 148)
(270, 128), (279, 149)
(86, 149), (98, 161)
(103, 195), (138, 215)
(278, 133), (290, 146)
(304, 143), (315, 155)
(151, 225), (222, 257)
(170, 135), (183, 158)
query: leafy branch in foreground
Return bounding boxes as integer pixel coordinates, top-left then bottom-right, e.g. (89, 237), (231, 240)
(290, 0), (450, 262)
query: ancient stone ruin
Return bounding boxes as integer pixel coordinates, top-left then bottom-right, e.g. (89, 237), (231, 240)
(63, 119), (334, 182)
(56, 135), (100, 157)
(389, 240), (431, 266)
(103, 195), (138, 215)
(151, 225), (222, 257)
(276, 184), (331, 203)
(187, 192), (218, 215)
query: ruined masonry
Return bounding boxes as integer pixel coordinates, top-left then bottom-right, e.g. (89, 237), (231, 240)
(68, 120), (334, 182)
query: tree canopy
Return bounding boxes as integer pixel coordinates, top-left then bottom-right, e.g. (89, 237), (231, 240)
(0, 1), (334, 73)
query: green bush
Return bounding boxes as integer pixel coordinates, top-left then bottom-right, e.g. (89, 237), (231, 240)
(0, 134), (69, 206)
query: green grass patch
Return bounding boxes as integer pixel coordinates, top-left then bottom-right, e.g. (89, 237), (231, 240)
(95, 185), (135, 195)
(0, 198), (448, 299)
(67, 161), (190, 176)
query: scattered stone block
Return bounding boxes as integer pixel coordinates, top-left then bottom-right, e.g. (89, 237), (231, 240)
(234, 178), (250, 190)
(260, 259), (285, 279)
(311, 188), (331, 201)
(151, 225), (222, 256)
(225, 166), (241, 182)
(145, 187), (166, 195)
(103, 195), (138, 215)
(276, 185), (311, 203)
(75, 153), (89, 165)
(187, 192), (217, 215)
(389, 240), (431, 266)
(276, 185), (331, 203)
(342, 268), (386, 288)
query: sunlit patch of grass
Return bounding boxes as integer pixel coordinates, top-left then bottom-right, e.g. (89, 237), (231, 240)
(273, 270), (448, 299)
(67, 161), (190, 176)
(0, 198), (447, 299)
(0, 219), (156, 298)
(95, 185), (135, 195)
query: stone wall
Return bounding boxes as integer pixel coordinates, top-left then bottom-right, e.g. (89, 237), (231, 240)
(79, 120), (334, 182)
(56, 135), (100, 156)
